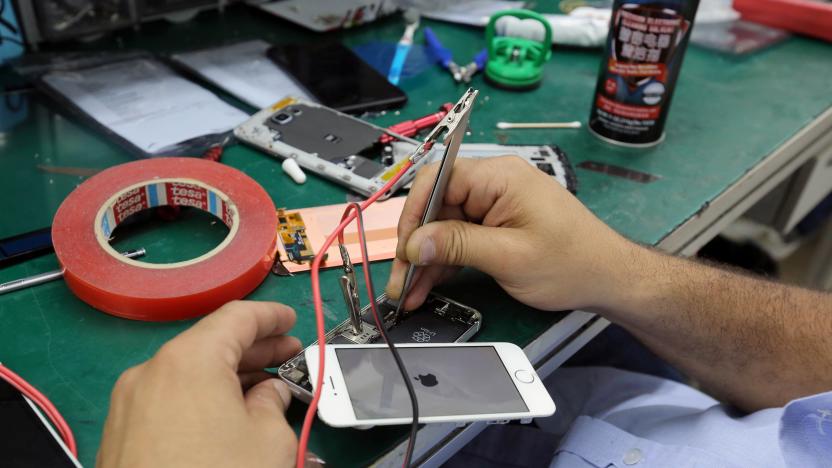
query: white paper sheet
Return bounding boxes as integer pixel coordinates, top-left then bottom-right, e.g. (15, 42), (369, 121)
(420, 1), (609, 48)
(420, 1), (526, 27)
(42, 58), (249, 155)
(172, 40), (312, 109)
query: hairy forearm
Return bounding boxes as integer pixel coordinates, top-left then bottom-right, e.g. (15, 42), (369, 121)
(597, 244), (832, 411)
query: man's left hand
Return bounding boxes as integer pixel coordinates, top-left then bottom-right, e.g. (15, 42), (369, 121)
(97, 301), (302, 468)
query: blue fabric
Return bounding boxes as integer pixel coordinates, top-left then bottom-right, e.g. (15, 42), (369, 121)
(779, 392), (832, 468)
(444, 367), (831, 468)
(554, 416), (743, 468)
(562, 324), (685, 382)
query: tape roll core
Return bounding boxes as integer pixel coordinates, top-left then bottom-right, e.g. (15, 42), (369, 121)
(53, 158), (277, 321)
(94, 178), (240, 269)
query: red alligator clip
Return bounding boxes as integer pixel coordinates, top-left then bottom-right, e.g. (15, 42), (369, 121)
(379, 103), (454, 144)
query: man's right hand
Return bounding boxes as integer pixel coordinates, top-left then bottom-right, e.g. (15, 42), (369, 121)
(388, 158), (832, 413)
(385, 156), (638, 312)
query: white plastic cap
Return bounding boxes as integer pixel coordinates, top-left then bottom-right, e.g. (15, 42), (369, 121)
(282, 158), (306, 184)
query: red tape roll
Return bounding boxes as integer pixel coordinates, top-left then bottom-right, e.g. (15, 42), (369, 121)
(52, 158), (277, 321)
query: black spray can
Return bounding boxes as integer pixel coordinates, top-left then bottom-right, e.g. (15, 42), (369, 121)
(588, 0), (699, 147)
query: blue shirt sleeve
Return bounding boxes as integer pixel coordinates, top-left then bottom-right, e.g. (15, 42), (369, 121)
(779, 391), (832, 468)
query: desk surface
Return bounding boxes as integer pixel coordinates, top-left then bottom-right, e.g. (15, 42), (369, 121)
(1, 5), (831, 467)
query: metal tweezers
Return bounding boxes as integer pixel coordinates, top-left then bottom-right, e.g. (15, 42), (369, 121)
(395, 88), (479, 322)
(336, 88), (479, 328)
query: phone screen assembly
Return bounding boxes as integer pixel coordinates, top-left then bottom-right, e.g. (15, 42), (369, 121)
(278, 292), (482, 402)
(267, 42), (407, 114)
(0, 380), (80, 468)
(305, 342), (555, 427)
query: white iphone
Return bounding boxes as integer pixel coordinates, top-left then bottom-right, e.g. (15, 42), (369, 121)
(304, 342), (556, 427)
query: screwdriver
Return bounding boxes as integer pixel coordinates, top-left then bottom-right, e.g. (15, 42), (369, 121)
(0, 248), (146, 295)
(388, 9), (421, 85)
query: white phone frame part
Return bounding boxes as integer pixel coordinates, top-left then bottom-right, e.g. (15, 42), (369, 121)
(389, 142), (577, 192)
(234, 91), (478, 199)
(305, 342), (555, 428)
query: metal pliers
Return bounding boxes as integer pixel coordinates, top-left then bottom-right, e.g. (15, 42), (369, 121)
(424, 27), (488, 83)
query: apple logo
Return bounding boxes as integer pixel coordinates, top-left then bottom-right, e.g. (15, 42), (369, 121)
(415, 373), (438, 387)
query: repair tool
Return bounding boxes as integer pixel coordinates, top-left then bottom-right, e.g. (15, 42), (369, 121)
(460, 48), (488, 83)
(392, 88), (479, 323)
(388, 8), (420, 85)
(496, 121), (582, 129)
(485, 9), (553, 90)
(51, 158), (278, 321)
(589, 0), (699, 147)
(0, 248), (145, 295)
(378, 103), (453, 144)
(423, 27), (470, 82)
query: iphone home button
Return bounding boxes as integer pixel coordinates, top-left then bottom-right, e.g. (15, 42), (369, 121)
(514, 369), (535, 384)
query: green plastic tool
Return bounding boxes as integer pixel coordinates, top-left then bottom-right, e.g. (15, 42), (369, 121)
(485, 9), (553, 90)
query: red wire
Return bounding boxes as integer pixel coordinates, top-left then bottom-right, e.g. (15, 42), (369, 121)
(202, 146), (223, 162)
(0, 363), (78, 458)
(342, 202), (415, 468)
(350, 204), (415, 468)
(296, 161), (414, 468)
(338, 205), (385, 332)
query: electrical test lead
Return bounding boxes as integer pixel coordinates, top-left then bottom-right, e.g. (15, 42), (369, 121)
(344, 203), (420, 466)
(297, 89), (477, 468)
(296, 159), (414, 468)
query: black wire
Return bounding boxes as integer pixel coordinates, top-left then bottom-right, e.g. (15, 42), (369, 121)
(351, 203), (419, 468)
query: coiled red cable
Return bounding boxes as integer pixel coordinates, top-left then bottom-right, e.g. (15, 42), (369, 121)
(0, 363), (78, 458)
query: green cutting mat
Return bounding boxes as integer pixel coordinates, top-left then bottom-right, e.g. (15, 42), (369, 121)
(1, 5), (831, 467)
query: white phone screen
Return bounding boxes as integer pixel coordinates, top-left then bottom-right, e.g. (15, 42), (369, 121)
(335, 346), (529, 419)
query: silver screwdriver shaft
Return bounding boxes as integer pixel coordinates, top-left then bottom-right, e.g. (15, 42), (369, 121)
(0, 248), (146, 295)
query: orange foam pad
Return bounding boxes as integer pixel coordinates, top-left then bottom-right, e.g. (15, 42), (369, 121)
(277, 197), (406, 273)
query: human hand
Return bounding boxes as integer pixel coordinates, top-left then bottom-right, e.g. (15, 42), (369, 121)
(385, 156), (638, 312)
(97, 301), (308, 468)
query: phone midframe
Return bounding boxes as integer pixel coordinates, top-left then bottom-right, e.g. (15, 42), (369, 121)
(234, 98), (425, 198)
